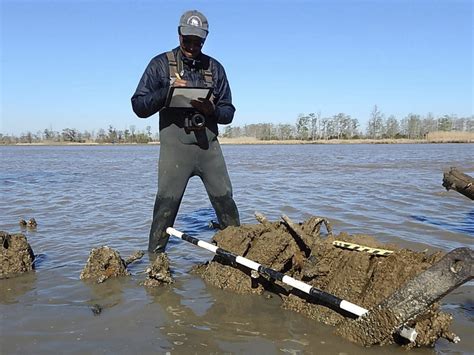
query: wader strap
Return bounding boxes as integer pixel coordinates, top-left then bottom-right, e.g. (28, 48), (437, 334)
(166, 50), (213, 89)
(166, 51), (184, 79)
(203, 68), (213, 88)
(166, 51), (177, 78)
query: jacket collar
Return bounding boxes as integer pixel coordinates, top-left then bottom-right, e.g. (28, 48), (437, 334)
(176, 47), (204, 69)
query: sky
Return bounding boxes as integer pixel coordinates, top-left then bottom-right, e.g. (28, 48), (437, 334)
(1, 0), (473, 136)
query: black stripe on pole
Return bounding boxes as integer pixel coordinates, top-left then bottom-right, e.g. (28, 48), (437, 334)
(309, 288), (343, 309)
(258, 265), (284, 282)
(181, 232), (200, 245)
(216, 248), (237, 264)
(181, 231), (238, 264)
(260, 265), (345, 311)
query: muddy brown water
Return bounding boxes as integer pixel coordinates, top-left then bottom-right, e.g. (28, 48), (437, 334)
(1, 144), (473, 354)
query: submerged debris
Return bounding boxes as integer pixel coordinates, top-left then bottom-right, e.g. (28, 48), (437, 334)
(80, 246), (144, 283)
(19, 218), (37, 229)
(193, 213), (468, 348)
(90, 303), (103, 316)
(124, 250), (145, 266)
(27, 218), (37, 228)
(143, 253), (174, 287)
(0, 231), (35, 279)
(442, 167), (474, 200)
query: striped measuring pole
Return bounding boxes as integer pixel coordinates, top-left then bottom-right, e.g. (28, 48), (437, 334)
(166, 227), (417, 342)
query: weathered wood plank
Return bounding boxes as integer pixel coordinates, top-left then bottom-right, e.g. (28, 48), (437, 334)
(281, 214), (313, 255)
(336, 247), (473, 346)
(442, 167), (474, 200)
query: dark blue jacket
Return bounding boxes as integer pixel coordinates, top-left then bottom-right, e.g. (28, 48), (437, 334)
(131, 47), (235, 140)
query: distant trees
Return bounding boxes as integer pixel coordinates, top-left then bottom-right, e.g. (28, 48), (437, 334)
(295, 114), (310, 140)
(367, 105), (384, 139)
(438, 115), (453, 131)
(0, 125), (155, 144)
(62, 128), (83, 142)
(291, 112), (360, 140)
(220, 109), (472, 141)
(400, 114), (420, 139)
(278, 124), (294, 140)
(1, 108), (472, 145)
(95, 125), (152, 143)
(384, 115), (400, 138)
(333, 113), (359, 139)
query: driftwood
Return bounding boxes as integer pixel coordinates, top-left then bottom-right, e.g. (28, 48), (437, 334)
(254, 211), (273, 229)
(336, 247), (473, 346)
(281, 214), (313, 255)
(124, 250), (145, 266)
(442, 167), (474, 200)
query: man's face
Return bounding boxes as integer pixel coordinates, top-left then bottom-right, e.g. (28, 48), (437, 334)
(179, 35), (204, 59)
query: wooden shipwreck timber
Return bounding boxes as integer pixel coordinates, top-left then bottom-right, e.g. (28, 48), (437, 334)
(170, 213), (473, 348)
(443, 167), (474, 200)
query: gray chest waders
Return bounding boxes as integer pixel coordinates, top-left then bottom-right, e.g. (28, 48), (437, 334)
(148, 51), (240, 253)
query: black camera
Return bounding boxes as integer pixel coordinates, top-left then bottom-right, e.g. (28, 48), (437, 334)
(184, 111), (206, 131)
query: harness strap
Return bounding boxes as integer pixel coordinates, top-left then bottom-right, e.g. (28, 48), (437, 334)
(203, 68), (213, 88)
(166, 50), (213, 88)
(166, 51), (179, 78)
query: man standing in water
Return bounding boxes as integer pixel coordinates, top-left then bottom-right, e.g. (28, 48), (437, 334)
(131, 10), (240, 253)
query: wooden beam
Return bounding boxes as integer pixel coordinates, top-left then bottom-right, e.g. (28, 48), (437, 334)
(336, 247), (473, 346)
(442, 167), (474, 200)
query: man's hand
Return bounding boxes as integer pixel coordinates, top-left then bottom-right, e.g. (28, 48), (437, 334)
(172, 78), (188, 87)
(191, 98), (215, 117)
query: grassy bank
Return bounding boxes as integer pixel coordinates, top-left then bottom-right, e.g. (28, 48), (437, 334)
(5, 131), (473, 146)
(219, 131), (474, 144)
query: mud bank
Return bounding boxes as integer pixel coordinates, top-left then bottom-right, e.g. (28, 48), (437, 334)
(193, 216), (463, 347)
(0, 231), (35, 279)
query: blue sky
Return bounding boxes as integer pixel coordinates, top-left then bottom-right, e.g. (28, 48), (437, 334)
(1, 0), (472, 135)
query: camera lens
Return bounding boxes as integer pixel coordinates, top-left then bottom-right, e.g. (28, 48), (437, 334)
(191, 114), (205, 128)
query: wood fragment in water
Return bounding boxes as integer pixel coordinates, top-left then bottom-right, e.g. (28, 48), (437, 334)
(442, 167), (474, 200)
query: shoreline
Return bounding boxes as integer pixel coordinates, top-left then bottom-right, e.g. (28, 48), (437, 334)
(218, 137), (474, 144)
(3, 137), (473, 146)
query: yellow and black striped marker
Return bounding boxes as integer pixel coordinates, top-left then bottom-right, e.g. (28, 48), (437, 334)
(333, 240), (394, 256)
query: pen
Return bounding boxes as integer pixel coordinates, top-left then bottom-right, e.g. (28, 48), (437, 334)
(175, 73), (182, 80)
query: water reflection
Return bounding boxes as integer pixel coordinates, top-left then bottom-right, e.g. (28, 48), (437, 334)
(177, 207), (217, 235)
(144, 276), (297, 353)
(32, 253), (48, 269)
(411, 208), (474, 236)
(0, 272), (37, 304)
(84, 278), (125, 315)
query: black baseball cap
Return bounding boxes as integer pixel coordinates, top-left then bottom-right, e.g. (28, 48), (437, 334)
(179, 10), (209, 39)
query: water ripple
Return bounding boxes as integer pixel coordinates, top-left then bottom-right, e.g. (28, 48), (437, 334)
(1, 144), (473, 354)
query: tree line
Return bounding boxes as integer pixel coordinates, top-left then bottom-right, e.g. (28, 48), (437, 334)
(1, 106), (472, 144)
(222, 107), (473, 140)
(0, 125), (157, 144)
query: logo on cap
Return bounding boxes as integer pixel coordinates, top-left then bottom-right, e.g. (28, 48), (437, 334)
(187, 15), (202, 27)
